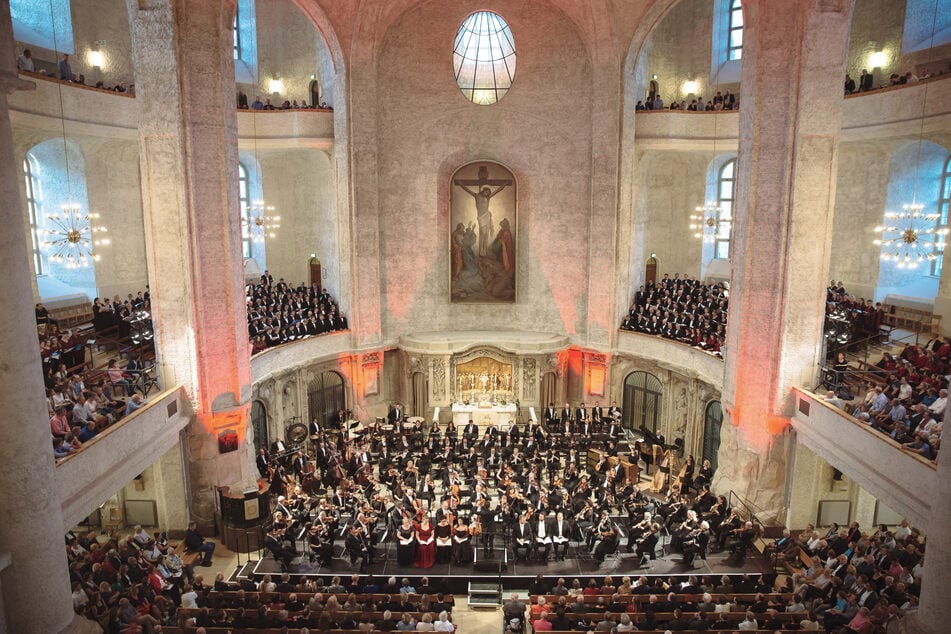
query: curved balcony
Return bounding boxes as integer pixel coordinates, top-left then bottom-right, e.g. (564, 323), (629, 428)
(633, 74), (951, 149)
(250, 330), (352, 384)
(8, 73), (335, 146)
(790, 387), (937, 531)
(615, 330), (723, 388)
(55, 385), (190, 530)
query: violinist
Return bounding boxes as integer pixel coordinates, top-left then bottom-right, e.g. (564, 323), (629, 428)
(593, 523), (619, 563)
(588, 509), (613, 551)
(670, 509), (700, 553)
(635, 523), (661, 561)
(626, 511), (653, 553)
(418, 474), (436, 509)
(713, 507), (742, 552)
(308, 524), (333, 566)
(682, 520), (710, 566)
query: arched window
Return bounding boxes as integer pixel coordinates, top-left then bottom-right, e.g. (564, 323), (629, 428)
(250, 400), (268, 454)
(716, 159), (737, 259)
(453, 11), (516, 105)
(902, 0), (951, 54)
(307, 371), (345, 427)
(622, 371), (663, 435)
(23, 157), (43, 275)
(11, 0), (74, 54)
(727, 0), (744, 61)
(233, 0), (258, 83)
(933, 156), (951, 277)
(701, 401), (723, 471)
(238, 162), (251, 258)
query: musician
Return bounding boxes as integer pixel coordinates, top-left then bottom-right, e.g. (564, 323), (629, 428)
(308, 418), (321, 441)
(388, 403), (404, 423)
(265, 527), (296, 572)
(271, 437), (288, 455)
(513, 513), (534, 562)
(544, 402), (558, 425)
(345, 525), (371, 572)
(670, 509), (700, 553)
(593, 523), (619, 563)
(682, 521), (710, 566)
(635, 523), (660, 562)
(726, 520), (756, 555)
(452, 516), (473, 564)
(532, 511), (553, 561)
(560, 403), (572, 425)
(256, 448), (270, 479)
(576, 402), (589, 425)
(434, 514), (453, 564)
(463, 419), (479, 443)
(418, 474), (436, 509)
(605, 418), (623, 440)
(395, 516), (417, 566)
(591, 401), (603, 427)
(608, 401), (622, 421)
(308, 524), (333, 565)
(694, 459), (715, 489)
(269, 462), (289, 497)
(713, 508), (742, 552)
(549, 511), (573, 560)
(588, 510), (613, 551)
(626, 512), (653, 552)
(292, 450), (308, 480)
(578, 417), (594, 436)
(275, 496), (294, 522)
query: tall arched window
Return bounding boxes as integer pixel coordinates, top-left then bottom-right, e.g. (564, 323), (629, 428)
(250, 400), (268, 454)
(716, 159), (737, 259)
(307, 371), (345, 427)
(727, 0), (744, 61)
(701, 401), (723, 471)
(622, 371), (663, 435)
(232, 12), (241, 61)
(11, 0), (74, 54)
(23, 157), (43, 275)
(933, 156), (951, 277)
(238, 162), (251, 259)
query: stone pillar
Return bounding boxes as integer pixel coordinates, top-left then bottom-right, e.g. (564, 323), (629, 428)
(126, 0), (256, 525)
(714, 0), (855, 519)
(0, 6), (97, 633)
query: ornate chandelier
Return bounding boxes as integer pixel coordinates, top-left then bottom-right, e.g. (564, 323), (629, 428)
(690, 202), (723, 243)
(874, 204), (946, 269)
(42, 204), (109, 268)
(243, 201), (281, 242)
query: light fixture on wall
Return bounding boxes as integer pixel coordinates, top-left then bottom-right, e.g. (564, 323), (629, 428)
(87, 50), (105, 69)
(40, 2), (110, 268)
(873, 1), (944, 270)
(268, 77), (284, 94)
(683, 80), (698, 96)
(867, 50), (888, 69)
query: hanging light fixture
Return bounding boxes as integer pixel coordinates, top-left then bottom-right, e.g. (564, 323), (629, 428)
(689, 77), (726, 244)
(42, 204), (109, 267)
(874, 204), (946, 269)
(40, 0), (109, 268)
(873, 2), (944, 270)
(241, 112), (280, 243)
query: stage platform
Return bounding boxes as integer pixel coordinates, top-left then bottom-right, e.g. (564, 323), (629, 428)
(246, 537), (774, 592)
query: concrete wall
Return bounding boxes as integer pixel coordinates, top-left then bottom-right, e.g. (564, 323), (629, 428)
(373, 0), (594, 341)
(240, 0), (326, 106)
(14, 0), (134, 87)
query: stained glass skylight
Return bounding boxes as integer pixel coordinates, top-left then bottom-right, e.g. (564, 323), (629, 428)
(453, 11), (516, 105)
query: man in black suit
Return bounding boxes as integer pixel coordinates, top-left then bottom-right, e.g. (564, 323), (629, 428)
(575, 403), (588, 432)
(532, 511), (553, 561)
(549, 511), (573, 560)
(512, 514), (534, 562)
(388, 403), (403, 423)
(544, 402), (558, 425)
(636, 524), (660, 562)
(560, 403), (572, 426)
(463, 420), (478, 443)
(256, 448), (270, 478)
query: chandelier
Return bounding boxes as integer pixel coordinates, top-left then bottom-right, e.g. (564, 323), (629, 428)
(874, 204), (946, 269)
(690, 202), (724, 243)
(243, 201), (281, 242)
(42, 204), (109, 268)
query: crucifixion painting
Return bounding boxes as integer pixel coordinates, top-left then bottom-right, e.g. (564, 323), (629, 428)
(450, 162), (516, 303)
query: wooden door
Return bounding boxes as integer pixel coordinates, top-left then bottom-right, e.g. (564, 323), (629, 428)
(645, 256), (657, 286)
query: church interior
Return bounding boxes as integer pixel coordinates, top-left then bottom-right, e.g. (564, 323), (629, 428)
(0, 0), (949, 632)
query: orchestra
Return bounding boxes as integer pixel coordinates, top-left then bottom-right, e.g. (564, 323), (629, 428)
(251, 403), (740, 573)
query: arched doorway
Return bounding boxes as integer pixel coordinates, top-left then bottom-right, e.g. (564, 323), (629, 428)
(307, 371), (345, 427)
(622, 371), (663, 434)
(411, 372), (427, 417)
(701, 400), (723, 470)
(250, 400), (268, 454)
(645, 256), (657, 286)
(309, 78), (320, 107)
(648, 79), (658, 100)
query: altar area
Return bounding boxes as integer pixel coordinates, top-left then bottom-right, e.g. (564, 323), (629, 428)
(450, 402), (518, 429)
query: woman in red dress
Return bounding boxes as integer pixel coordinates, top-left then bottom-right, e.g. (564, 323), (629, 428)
(414, 516), (436, 568)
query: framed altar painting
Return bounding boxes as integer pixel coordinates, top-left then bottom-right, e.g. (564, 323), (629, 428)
(450, 161), (517, 303)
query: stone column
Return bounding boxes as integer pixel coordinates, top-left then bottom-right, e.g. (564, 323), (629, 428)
(713, 0), (855, 519)
(126, 0), (256, 525)
(0, 6), (97, 633)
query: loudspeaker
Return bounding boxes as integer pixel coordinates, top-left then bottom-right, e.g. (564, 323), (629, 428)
(473, 560), (507, 573)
